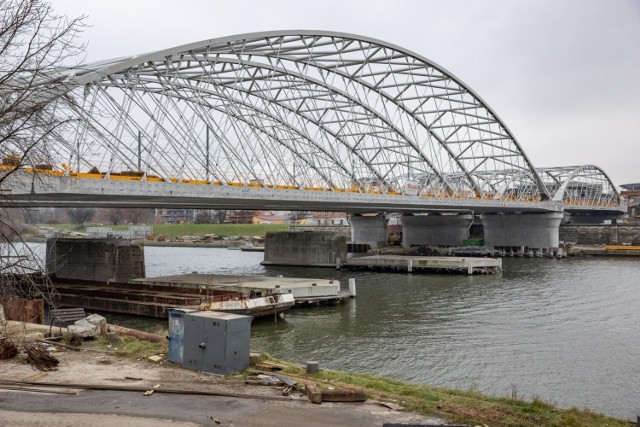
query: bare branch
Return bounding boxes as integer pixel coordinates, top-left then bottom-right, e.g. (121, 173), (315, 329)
(1, 0), (86, 308)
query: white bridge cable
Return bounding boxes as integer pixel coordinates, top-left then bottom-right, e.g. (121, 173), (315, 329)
(23, 31), (628, 207)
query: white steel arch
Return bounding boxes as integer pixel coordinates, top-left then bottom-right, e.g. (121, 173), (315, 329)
(537, 165), (621, 207)
(7, 31), (555, 200)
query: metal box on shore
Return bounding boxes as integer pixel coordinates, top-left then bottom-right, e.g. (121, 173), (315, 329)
(181, 311), (252, 375)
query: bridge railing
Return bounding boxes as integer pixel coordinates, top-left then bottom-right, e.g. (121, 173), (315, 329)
(1, 162), (623, 209)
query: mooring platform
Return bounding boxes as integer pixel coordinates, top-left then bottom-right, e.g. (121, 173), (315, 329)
(53, 274), (350, 319)
(344, 255), (502, 274)
(131, 274), (349, 306)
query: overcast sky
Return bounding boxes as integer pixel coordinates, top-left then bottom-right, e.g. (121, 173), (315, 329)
(50, 0), (640, 185)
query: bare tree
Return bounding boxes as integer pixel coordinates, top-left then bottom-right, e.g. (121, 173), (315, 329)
(194, 210), (214, 224)
(106, 208), (123, 225)
(1, 0), (86, 310)
(65, 207), (95, 228)
(194, 209), (229, 224)
(124, 208), (153, 225)
(97, 208), (154, 225)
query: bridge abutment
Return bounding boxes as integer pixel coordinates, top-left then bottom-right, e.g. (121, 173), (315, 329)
(480, 212), (564, 249)
(262, 231), (347, 267)
(349, 214), (388, 249)
(46, 238), (145, 283)
(401, 214), (472, 248)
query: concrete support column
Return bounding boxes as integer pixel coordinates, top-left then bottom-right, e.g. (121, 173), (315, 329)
(45, 238), (145, 283)
(349, 214), (387, 249)
(480, 212), (564, 249)
(262, 231), (347, 267)
(400, 214), (473, 248)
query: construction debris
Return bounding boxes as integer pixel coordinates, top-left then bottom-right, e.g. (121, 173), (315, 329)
(107, 324), (164, 343)
(67, 314), (106, 338)
(272, 372), (296, 387)
(305, 382), (322, 404)
(0, 337), (18, 359)
(304, 381), (366, 403)
(0, 380), (289, 402)
(321, 387), (366, 402)
(25, 344), (59, 371)
(65, 334), (84, 346)
(377, 401), (405, 411)
(255, 360), (286, 371)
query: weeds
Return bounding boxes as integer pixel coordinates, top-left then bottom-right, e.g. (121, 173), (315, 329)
(259, 354), (626, 427)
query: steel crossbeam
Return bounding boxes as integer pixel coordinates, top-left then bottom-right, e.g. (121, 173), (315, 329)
(0, 31), (625, 212)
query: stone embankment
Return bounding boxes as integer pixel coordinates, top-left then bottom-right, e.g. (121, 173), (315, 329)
(560, 224), (640, 246)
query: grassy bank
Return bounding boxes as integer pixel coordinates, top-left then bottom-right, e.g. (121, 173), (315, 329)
(256, 354), (626, 427)
(60, 329), (627, 427)
(42, 223), (290, 237)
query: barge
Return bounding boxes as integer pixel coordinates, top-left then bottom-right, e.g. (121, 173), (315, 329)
(52, 273), (351, 319)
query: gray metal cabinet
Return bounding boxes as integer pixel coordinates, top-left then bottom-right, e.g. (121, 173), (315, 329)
(182, 311), (252, 375)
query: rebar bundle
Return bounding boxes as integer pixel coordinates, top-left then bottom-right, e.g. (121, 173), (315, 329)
(25, 344), (59, 371)
(0, 338), (18, 360)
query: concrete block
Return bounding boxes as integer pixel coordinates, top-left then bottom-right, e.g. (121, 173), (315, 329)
(263, 232), (347, 267)
(46, 238), (145, 283)
(305, 383), (322, 404)
(349, 215), (387, 249)
(68, 319), (100, 338)
(401, 214), (472, 247)
(85, 314), (107, 337)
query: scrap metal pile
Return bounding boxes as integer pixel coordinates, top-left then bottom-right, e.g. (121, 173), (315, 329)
(0, 337), (18, 359)
(25, 344), (59, 371)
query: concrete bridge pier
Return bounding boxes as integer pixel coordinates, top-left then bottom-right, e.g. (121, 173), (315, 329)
(400, 214), (473, 248)
(46, 238), (145, 283)
(349, 214), (388, 249)
(480, 212), (564, 249)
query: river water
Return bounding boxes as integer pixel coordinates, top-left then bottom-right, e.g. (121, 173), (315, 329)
(20, 242), (637, 418)
(141, 246), (640, 419)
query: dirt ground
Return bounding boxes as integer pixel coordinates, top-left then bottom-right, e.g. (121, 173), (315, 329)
(0, 321), (449, 427)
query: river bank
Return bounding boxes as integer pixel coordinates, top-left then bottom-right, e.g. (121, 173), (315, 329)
(0, 321), (628, 427)
(12, 244), (640, 418)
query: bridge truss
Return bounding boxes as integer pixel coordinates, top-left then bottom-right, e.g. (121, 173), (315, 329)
(537, 165), (620, 209)
(0, 31), (624, 211)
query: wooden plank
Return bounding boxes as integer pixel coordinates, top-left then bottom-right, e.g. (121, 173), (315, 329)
(255, 360), (286, 371)
(321, 388), (366, 402)
(36, 339), (115, 353)
(0, 380), (290, 402)
(305, 383), (322, 404)
(23, 371), (48, 382)
(272, 373), (296, 387)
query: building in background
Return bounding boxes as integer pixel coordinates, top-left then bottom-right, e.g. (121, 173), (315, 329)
(156, 208), (194, 224)
(310, 211), (348, 225)
(621, 184), (640, 220)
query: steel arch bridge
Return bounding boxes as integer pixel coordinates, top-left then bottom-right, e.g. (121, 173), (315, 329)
(537, 165), (621, 210)
(0, 31), (625, 213)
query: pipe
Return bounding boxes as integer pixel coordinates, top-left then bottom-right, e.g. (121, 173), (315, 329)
(107, 324), (164, 343)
